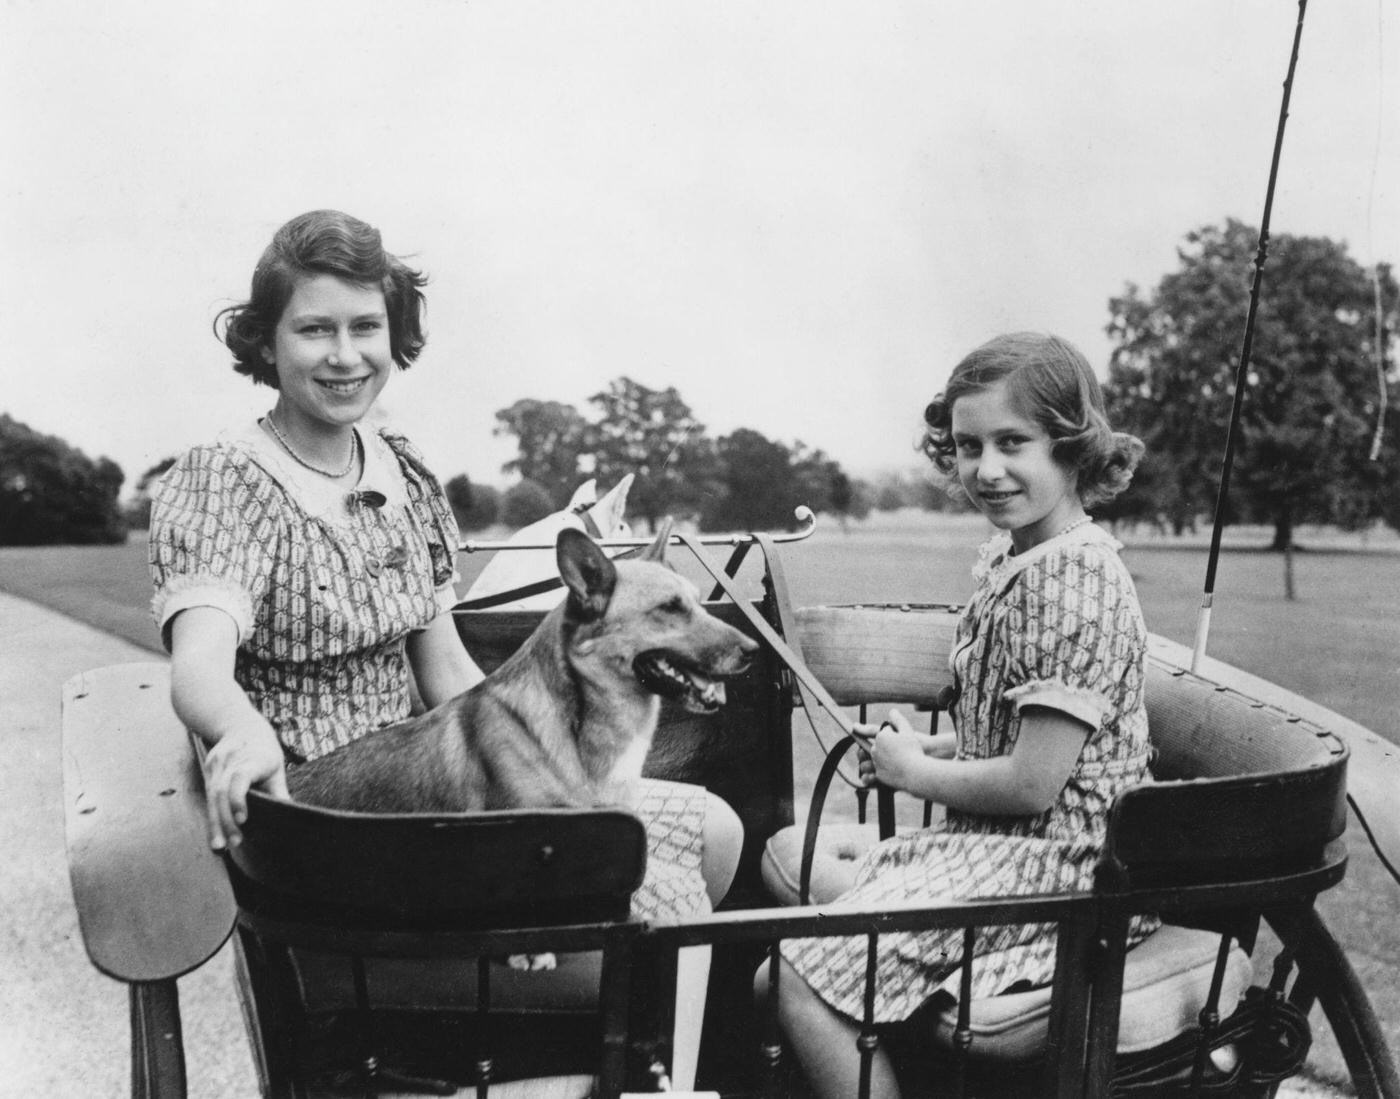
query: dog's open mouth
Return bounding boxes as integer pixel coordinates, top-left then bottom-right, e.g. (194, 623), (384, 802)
(634, 651), (731, 714)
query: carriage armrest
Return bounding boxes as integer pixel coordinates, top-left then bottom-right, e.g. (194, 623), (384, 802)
(1148, 634), (1400, 885)
(62, 663), (235, 982)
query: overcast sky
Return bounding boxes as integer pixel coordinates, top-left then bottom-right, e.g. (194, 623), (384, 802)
(3, 1), (1395, 495)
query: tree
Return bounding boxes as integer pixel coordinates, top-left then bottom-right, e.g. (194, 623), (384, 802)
(445, 473), (500, 532)
(494, 399), (592, 508)
(1105, 220), (1397, 549)
(700, 430), (868, 532)
(587, 377), (718, 530)
(701, 428), (801, 531)
(790, 445), (874, 529)
(125, 456), (178, 530)
(791, 443), (868, 525)
(0, 414), (126, 544)
(493, 377), (867, 532)
(499, 479), (555, 529)
(871, 469), (958, 512)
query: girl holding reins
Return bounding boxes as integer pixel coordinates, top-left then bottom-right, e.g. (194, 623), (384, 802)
(766, 332), (1155, 1097)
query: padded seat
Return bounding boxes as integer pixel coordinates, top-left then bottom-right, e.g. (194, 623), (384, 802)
(761, 823), (1253, 1060)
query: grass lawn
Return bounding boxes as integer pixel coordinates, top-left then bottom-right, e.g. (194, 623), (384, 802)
(1, 510), (1395, 734)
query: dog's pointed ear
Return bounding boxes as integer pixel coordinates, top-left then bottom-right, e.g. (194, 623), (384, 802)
(557, 528), (617, 621)
(587, 473), (633, 537)
(565, 479), (598, 512)
(638, 518), (674, 564)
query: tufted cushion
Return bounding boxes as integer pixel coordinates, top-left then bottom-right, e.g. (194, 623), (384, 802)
(761, 823), (1254, 1060)
(928, 923), (1253, 1061)
(761, 821), (881, 906)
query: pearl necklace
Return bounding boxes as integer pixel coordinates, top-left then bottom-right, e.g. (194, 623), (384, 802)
(1054, 514), (1094, 539)
(264, 413), (360, 479)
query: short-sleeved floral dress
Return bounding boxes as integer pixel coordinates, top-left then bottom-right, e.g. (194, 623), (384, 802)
(149, 420), (712, 920)
(783, 522), (1158, 1023)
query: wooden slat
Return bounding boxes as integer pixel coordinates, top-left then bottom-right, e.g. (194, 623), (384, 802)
(794, 605), (959, 708)
(62, 663), (235, 982)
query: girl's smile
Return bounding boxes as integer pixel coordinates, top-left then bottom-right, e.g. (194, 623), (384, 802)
(261, 273), (392, 444)
(950, 380), (1084, 553)
(318, 377), (371, 395)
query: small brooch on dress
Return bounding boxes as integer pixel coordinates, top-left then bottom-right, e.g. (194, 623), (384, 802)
(347, 489), (388, 511)
(366, 543), (409, 577)
(382, 544), (409, 569)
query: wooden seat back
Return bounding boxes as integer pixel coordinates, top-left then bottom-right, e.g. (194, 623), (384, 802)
(226, 798), (648, 1096)
(228, 794), (647, 935)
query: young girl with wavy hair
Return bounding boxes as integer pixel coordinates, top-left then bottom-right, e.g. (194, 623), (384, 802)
(768, 332), (1153, 1097)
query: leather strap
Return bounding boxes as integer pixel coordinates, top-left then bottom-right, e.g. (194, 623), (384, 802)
(676, 531), (895, 906)
(673, 532), (855, 738)
(799, 739), (861, 905)
(454, 535), (638, 611)
(454, 575), (567, 610)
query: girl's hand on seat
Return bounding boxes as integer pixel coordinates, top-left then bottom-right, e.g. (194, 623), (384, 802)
(202, 723), (289, 851)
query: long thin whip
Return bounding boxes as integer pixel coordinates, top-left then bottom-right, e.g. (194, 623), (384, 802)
(1191, 0), (1310, 673)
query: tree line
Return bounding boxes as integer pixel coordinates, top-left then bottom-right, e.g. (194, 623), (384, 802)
(2, 219), (1394, 546)
(470, 377), (874, 534)
(1100, 219), (1398, 549)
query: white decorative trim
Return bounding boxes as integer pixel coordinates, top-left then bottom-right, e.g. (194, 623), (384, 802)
(150, 574), (255, 649)
(1004, 678), (1110, 729)
(974, 522), (1123, 589)
(218, 419), (409, 525)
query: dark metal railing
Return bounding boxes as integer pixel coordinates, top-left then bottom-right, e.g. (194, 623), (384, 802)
(642, 892), (1099, 1099)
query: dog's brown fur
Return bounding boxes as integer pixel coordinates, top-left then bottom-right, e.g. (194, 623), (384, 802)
(288, 522), (757, 813)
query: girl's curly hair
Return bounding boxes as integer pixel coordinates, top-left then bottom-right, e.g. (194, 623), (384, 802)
(215, 210), (428, 387)
(921, 332), (1144, 507)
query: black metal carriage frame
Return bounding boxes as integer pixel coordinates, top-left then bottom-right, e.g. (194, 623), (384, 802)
(61, 531), (1399, 1098)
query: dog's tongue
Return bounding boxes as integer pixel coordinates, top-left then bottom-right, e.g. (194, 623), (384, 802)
(686, 671), (726, 710)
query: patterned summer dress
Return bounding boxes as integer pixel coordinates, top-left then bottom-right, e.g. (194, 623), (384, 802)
(783, 522), (1157, 1022)
(149, 420), (711, 921)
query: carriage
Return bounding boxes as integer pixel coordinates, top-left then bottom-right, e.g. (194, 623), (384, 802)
(61, 513), (1400, 1099)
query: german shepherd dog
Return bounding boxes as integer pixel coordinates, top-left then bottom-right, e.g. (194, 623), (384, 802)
(288, 521), (758, 814)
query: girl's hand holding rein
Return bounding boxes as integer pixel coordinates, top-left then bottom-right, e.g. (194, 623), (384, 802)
(856, 711), (928, 791)
(854, 715), (957, 787)
(857, 705), (1091, 817)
